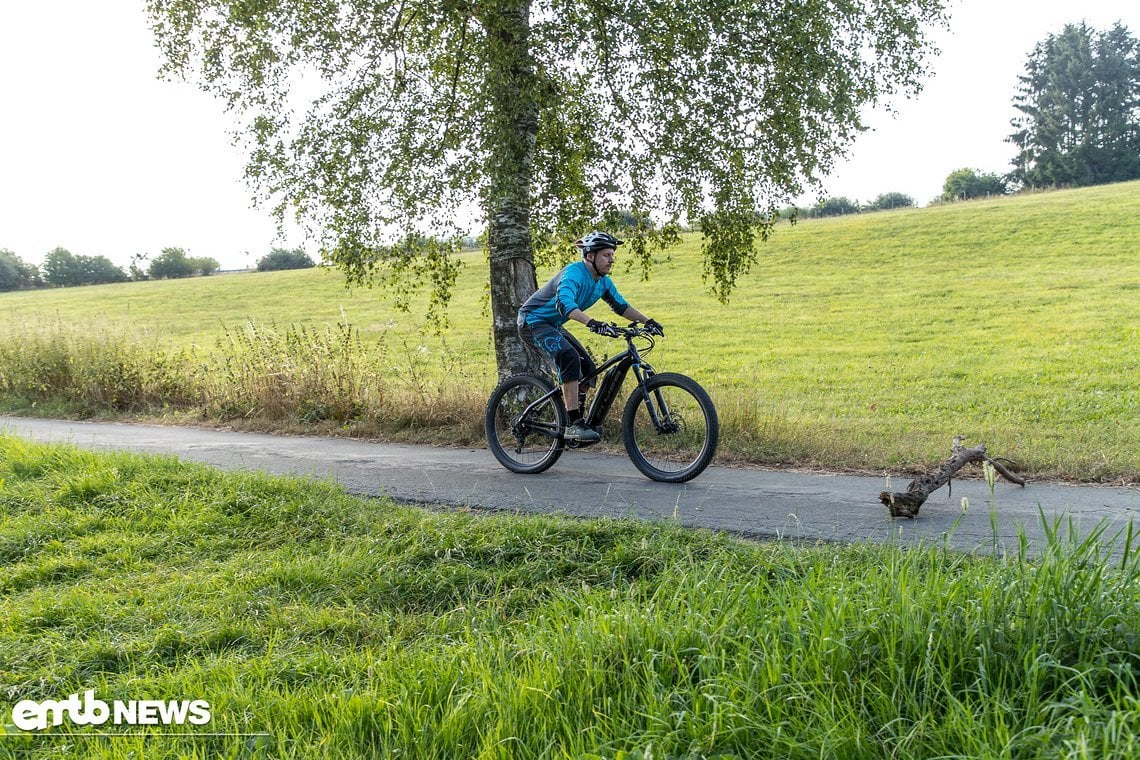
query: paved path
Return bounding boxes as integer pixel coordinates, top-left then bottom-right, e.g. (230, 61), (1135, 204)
(3, 416), (1137, 556)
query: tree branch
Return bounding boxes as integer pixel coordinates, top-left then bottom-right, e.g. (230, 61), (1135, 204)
(879, 436), (1026, 519)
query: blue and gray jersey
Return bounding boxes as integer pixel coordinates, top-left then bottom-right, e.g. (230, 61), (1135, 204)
(518, 260), (630, 326)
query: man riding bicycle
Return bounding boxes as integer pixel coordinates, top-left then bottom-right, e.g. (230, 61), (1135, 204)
(517, 231), (664, 443)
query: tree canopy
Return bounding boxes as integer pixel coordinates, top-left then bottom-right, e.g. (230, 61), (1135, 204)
(41, 248), (128, 287)
(1009, 22), (1140, 189)
(148, 247), (197, 279)
(148, 0), (949, 374)
(866, 192), (915, 211)
(257, 248), (316, 272)
(941, 168), (1007, 201)
(0, 249), (41, 291)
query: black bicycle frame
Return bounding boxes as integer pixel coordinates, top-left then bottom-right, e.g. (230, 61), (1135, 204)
(514, 333), (658, 440)
(582, 341), (655, 427)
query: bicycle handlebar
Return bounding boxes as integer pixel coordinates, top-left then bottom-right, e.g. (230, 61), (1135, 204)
(599, 322), (661, 339)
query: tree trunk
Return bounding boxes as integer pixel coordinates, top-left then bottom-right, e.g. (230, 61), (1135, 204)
(482, 0), (543, 381)
(879, 436), (1027, 519)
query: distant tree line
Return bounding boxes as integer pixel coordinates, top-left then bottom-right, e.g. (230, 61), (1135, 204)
(0, 249), (44, 290)
(256, 248), (315, 271)
(136, 248), (221, 280)
(0, 246), (316, 292)
(940, 168), (1009, 202)
(785, 191), (917, 219)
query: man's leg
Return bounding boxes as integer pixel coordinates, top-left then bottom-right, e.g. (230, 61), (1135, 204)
(559, 329), (596, 414)
(519, 321), (597, 442)
(562, 378), (580, 414)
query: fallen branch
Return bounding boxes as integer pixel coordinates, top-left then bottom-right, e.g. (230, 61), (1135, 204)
(879, 436), (1027, 519)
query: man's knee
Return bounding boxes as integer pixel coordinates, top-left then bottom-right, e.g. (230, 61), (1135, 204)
(580, 355), (597, 386)
(554, 345), (583, 382)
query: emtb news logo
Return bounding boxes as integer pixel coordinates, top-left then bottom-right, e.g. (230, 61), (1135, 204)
(10, 690), (211, 731)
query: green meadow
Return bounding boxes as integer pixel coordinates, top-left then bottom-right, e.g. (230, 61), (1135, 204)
(2, 436), (1140, 758)
(1, 182), (1137, 482)
(1, 183), (1138, 758)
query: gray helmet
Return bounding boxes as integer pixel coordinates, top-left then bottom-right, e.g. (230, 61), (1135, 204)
(575, 231), (624, 255)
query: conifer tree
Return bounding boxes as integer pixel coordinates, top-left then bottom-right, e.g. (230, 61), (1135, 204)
(1010, 22), (1140, 189)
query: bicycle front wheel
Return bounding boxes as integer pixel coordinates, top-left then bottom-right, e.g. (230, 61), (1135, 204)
(622, 372), (718, 483)
(485, 373), (566, 474)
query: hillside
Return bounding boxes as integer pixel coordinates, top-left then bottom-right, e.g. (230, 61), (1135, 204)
(2, 182), (1138, 481)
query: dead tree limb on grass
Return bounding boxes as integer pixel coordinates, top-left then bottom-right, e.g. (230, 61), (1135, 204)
(879, 436), (1027, 519)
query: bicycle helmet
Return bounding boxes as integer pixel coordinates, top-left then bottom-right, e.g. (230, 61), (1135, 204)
(575, 231), (624, 255)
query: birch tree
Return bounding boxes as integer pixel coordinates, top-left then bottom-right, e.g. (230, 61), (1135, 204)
(147, 0), (949, 376)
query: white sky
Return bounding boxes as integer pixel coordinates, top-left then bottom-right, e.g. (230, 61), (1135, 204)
(1, 1), (1138, 271)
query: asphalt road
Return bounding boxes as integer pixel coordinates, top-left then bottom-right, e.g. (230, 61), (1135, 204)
(3, 416), (1138, 556)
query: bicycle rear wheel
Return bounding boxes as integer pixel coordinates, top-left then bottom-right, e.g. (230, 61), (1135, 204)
(622, 372), (718, 483)
(485, 373), (566, 474)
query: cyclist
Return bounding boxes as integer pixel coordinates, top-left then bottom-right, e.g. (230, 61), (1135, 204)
(517, 230), (664, 443)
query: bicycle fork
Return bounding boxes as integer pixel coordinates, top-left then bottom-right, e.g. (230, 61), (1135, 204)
(627, 364), (676, 434)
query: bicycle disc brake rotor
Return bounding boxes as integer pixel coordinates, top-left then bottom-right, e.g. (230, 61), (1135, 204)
(657, 411), (682, 435)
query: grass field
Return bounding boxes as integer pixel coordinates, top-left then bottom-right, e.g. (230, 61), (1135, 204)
(3, 436), (1140, 758)
(1, 182), (1137, 481)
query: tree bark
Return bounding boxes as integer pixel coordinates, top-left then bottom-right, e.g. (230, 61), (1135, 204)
(482, 0), (543, 380)
(879, 436), (1027, 519)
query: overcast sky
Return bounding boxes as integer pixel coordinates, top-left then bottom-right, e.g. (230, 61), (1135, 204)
(2, 1), (1138, 271)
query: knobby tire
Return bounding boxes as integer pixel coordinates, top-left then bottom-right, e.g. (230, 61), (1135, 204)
(485, 373), (566, 474)
(622, 372), (718, 483)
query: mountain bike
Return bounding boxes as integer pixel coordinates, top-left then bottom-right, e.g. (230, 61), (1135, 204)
(485, 323), (718, 483)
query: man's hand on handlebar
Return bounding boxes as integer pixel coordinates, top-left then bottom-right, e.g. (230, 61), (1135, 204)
(587, 319), (620, 338)
(644, 318), (665, 337)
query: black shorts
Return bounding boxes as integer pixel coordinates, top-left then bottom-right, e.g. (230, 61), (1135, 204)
(517, 320), (597, 384)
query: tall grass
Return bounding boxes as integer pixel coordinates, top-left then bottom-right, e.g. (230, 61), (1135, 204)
(1, 437), (1139, 758)
(0, 321), (196, 414)
(0, 319), (484, 440)
(204, 319), (384, 422)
